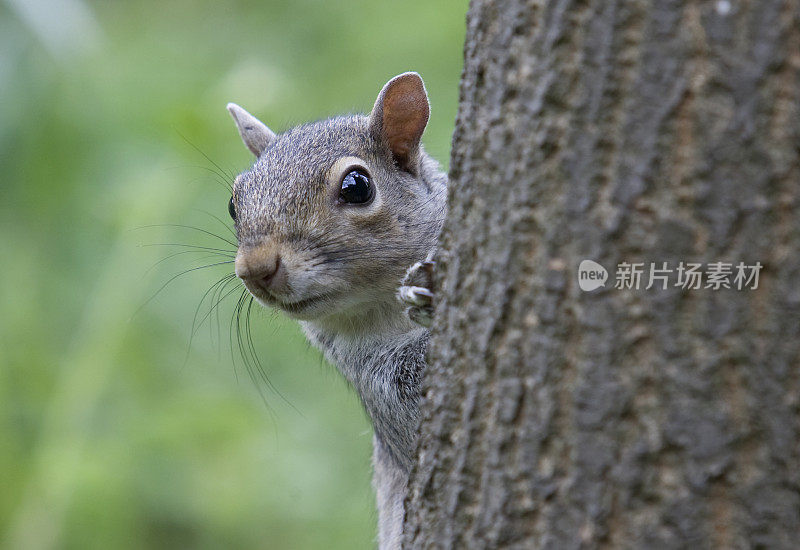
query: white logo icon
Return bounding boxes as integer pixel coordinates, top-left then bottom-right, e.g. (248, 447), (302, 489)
(578, 260), (608, 291)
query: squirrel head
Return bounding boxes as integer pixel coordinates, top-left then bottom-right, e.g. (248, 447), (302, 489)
(227, 73), (446, 326)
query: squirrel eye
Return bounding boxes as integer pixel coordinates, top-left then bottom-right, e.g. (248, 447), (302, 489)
(339, 169), (373, 204)
(228, 196), (237, 221)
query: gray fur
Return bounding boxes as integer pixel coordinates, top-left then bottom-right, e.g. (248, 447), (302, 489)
(228, 73), (446, 549)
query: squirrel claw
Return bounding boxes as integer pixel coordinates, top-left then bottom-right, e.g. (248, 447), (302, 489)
(398, 285), (433, 307)
(398, 256), (436, 327)
(404, 260), (434, 288)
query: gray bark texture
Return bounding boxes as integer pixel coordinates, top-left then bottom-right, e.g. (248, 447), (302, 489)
(404, 0), (800, 548)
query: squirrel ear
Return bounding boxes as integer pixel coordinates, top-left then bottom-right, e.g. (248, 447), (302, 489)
(226, 103), (275, 157)
(369, 72), (430, 172)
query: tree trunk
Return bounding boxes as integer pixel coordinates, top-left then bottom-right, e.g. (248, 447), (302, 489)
(404, 0), (800, 548)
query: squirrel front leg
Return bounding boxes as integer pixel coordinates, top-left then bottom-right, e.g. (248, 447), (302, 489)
(364, 258), (438, 549)
(368, 252), (436, 549)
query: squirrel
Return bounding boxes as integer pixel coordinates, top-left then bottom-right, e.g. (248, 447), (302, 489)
(225, 72), (445, 549)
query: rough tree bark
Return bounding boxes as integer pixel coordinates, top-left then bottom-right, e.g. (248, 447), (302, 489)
(404, 0), (800, 548)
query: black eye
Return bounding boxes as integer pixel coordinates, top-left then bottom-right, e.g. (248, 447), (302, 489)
(339, 169), (373, 204)
(228, 196), (237, 221)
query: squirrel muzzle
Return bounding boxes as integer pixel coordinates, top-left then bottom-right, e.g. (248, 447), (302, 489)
(235, 241), (288, 295)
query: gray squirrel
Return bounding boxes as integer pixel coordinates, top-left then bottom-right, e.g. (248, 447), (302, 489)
(225, 72), (445, 549)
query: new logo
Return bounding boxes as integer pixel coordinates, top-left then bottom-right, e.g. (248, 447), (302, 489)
(578, 260), (608, 291)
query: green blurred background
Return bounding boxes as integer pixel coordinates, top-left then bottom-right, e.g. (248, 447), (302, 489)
(0, 1), (465, 548)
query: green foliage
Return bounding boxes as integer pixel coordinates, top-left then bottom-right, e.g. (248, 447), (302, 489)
(0, 1), (465, 547)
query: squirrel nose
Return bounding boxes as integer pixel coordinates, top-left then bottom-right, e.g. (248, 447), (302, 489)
(235, 246), (288, 293)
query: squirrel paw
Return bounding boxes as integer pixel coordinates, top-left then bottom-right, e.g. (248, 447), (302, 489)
(398, 256), (435, 328)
